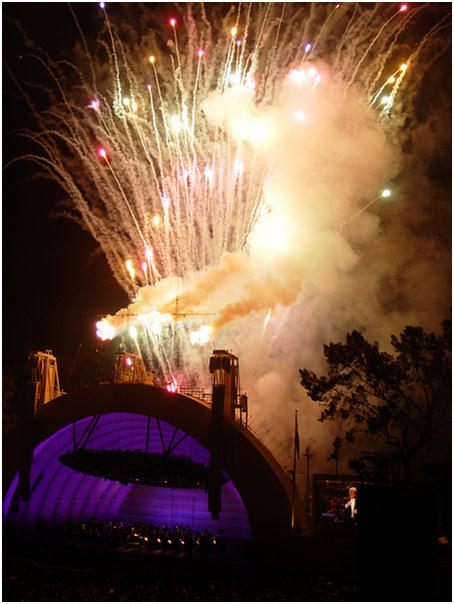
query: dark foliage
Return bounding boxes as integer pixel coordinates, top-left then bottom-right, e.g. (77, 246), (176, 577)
(300, 320), (451, 480)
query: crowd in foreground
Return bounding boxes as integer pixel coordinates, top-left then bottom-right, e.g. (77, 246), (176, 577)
(4, 557), (357, 602)
(4, 519), (360, 601)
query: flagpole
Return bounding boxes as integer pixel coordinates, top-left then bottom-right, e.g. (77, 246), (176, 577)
(291, 410), (298, 531)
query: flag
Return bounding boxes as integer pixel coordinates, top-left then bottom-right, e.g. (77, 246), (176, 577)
(294, 411), (300, 460)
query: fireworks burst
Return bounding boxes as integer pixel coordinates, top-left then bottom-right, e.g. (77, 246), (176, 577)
(8, 3), (450, 397)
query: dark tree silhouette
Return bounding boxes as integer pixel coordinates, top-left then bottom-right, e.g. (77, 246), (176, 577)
(300, 320), (451, 481)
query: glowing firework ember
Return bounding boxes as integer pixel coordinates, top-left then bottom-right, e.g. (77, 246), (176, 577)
(190, 325), (213, 346)
(10, 3), (450, 410)
(96, 319), (115, 341)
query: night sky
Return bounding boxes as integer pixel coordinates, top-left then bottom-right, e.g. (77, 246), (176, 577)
(4, 3), (131, 381)
(3, 2), (452, 392)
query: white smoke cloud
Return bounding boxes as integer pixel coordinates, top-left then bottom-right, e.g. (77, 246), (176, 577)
(99, 56), (449, 474)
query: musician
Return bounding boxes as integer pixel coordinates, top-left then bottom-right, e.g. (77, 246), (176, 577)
(345, 486), (358, 524)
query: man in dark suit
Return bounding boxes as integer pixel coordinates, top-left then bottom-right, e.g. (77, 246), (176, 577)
(344, 486), (358, 524)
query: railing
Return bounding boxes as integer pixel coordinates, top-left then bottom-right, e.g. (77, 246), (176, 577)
(178, 387), (212, 403)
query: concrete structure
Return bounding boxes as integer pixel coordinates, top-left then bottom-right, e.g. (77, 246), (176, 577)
(3, 384), (303, 539)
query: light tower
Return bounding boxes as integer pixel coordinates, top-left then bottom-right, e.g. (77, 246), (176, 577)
(28, 349), (63, 413)
(209, 350), (239, 421)
(19, 350), (64, 502)
(207, 350), (248, 518)
(114, 352), (154, 385)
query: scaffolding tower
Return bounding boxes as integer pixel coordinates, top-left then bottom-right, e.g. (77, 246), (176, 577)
(28, 349), (63, 413)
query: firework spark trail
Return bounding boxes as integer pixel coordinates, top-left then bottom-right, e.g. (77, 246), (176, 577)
(9, 3), (450, 388)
